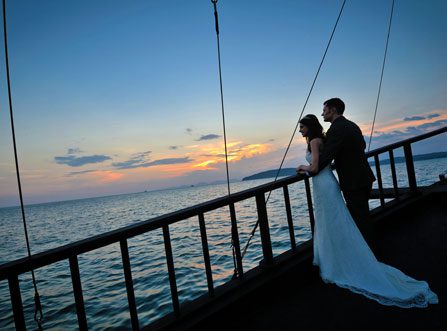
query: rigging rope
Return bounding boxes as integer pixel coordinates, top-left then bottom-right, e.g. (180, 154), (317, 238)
(240, 0), (347, 260)
(2, 0), (44, 327)
(210, 0), (239, 278)
(367, 0), (395, 152)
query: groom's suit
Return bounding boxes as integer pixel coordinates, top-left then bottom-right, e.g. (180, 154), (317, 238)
(318, 116), (376, 245)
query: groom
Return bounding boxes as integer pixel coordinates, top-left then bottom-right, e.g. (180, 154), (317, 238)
(316, 98), (376, 245)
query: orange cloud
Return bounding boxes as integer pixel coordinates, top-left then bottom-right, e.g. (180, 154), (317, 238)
(234, 143), (271, 159)
(190, 141), (272, 170)
(193, 160), (218, 170)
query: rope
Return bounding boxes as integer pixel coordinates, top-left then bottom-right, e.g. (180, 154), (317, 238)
(2, 0), (43, 326)
(241, 0), (347, 260)
(368, 0), (395, 151)
(210, 0), (239, 278)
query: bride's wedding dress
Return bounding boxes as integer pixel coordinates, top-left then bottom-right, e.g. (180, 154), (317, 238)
(308, 152), (438, 308)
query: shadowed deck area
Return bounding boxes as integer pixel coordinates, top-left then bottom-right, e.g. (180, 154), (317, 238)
(192, 186), (446, 331)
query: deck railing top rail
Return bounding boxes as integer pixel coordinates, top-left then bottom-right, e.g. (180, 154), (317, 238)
(0, 173), (305, 279)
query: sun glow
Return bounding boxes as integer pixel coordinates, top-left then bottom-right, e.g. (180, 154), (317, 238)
(94, 171), (124, 183)
(193, 160), (217, 169)
(189, 141), (272, 170)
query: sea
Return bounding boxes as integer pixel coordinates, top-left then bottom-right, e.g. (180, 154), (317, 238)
(0, 157), (446, 330)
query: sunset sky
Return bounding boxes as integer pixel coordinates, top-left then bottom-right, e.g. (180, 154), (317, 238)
(0, 0), (446, 207)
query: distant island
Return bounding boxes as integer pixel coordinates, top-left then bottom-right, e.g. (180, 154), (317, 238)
(242, 168), (298, 181)
(242, 151), (447, 181)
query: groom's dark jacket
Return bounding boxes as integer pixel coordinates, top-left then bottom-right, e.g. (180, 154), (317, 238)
(317, 116), (376, 191)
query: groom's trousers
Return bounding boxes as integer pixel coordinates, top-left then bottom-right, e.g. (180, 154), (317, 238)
(342, 183), (377, 250)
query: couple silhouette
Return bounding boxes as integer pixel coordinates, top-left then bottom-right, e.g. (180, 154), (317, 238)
(296, 98), (437, 308)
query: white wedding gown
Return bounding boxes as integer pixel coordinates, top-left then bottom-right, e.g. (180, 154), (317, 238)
(307, 152), (438, 308)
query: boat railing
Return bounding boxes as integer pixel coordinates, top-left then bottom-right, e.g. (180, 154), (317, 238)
(0, 126), (445, 330)
(366, 126), (446, 205)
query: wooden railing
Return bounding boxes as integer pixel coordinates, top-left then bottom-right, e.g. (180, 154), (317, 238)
(0, 126), (445, 330)
(366, 126), (446, 205)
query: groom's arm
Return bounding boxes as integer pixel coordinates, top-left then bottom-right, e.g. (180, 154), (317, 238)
(316, 124), (344, 173)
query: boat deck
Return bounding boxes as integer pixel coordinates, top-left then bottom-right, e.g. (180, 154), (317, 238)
(192, 185), (446, 330)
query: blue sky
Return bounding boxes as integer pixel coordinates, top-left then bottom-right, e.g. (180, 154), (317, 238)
(0, 0), (446, 206)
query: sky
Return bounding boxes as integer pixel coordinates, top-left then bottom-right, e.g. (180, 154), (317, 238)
(0, 0), (446, 207)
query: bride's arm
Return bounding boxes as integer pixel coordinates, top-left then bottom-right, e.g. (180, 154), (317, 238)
(297, 138), (322, 174)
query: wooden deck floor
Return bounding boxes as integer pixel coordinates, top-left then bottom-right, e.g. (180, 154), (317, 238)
(193, 188), (446, 330)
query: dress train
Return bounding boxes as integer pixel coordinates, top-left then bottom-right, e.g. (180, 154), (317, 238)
(308, 152), (438, 308)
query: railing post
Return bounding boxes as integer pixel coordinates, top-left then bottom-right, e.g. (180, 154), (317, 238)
(120, 239), (139, 331)
(255, 192), (274, 267)
(388, 149), (399, 198)
(163, 225), (180, 316)
(69, 256), (88, 331)
(8, 275), (26, 331)
(403, 144), (417, 193)
(198, 213), (215, 296)
(283, 185), (296, 250)
(374, 155), (385, 207)
(304, 177), (315, 235)
(229, 203), (244, 279)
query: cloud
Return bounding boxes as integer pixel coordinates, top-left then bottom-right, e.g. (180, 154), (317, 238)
(192, 142), (273, 171)
(404, 116), (425, 121)
(66, 170), (124, 182)
(113, 156), (192, 169)
(55, 155), (111, 167)
(112, 151), (152, 169)
(143, 157), (192, 166)
(196, 134), (221, 141)
(417, 119), (447, 129)
(133, 151), (152, 158)
(112, 160), (142, 169)
(67, 147), (83, 154)
(169, 145), (180, 150)
(201, 153), (238, 157)
(361, 110), (447, 139)
(55, 148), (111, 167)
(370, 118), (447, 147)
(185, 128), (193, 135)
(66, 170), (96, 176)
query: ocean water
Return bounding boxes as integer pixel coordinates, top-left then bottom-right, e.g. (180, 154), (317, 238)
(0, 157), (445, 330)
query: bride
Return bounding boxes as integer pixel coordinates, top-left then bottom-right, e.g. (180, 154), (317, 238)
(296, 114), (438, 308)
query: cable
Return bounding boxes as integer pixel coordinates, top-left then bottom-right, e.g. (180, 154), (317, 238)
(210, 0), (240, 279)
(368, 0), (395, 151)
(2, 0), (43, 326)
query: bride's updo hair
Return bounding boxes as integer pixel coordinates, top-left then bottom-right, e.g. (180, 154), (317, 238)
(299, 114), (325, 152)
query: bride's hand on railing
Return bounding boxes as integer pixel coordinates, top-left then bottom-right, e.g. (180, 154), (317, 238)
(296, 165), (308, 174)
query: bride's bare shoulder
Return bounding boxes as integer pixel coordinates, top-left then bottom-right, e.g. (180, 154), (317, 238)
(310, 137), (324, 148)
(309, 138), (324, 155)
